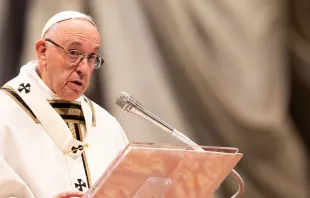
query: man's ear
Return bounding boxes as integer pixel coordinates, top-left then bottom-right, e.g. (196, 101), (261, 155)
(35, 39), (47, 60)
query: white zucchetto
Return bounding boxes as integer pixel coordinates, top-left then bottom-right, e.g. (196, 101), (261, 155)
(41, 11), (96, 38)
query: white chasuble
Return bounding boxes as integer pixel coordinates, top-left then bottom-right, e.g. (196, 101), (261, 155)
(0, 60), (129, 198)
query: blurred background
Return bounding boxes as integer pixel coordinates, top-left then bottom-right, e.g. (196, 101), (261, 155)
(0, 0), (310, 197)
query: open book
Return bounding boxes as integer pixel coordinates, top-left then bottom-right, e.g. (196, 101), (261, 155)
(83, 142), (243, 198)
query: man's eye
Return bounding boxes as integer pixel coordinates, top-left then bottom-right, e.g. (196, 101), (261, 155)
(88, 54), (96, 60)
(68, 50), (80, 56)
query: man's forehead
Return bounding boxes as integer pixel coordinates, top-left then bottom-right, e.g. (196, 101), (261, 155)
(44, 19), (100, 43)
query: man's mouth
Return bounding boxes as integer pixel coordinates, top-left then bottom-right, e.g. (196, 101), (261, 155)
(72, 81), (83, 86)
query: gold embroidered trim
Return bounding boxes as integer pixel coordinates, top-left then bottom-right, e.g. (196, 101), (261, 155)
(0, 85), (39, 123)
(49, 97), (97, 127)
(89, 101), (96, 127)
(67, 123), (76, 139)
(83, 96), (96, 127)
(63, 119), (86, 125)
(49, 99), (87, 125)
(55, 108), (83, 116)
(82, 151), (92, 187)
(48, 99), (81, 105)
(77, 123), (92, 187)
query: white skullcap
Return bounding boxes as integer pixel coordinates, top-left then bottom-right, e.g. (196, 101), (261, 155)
(41, 11), (96, 38)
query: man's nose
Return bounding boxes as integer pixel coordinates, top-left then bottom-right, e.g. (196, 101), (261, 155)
(76, 56), (89, 74)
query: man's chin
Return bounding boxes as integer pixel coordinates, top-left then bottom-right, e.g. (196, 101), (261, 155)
(59, 90), (83, 101)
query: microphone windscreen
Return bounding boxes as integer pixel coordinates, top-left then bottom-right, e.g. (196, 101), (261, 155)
(115, 92), (131, 109)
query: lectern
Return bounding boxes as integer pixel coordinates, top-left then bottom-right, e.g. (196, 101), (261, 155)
(83, 142), (243, 198)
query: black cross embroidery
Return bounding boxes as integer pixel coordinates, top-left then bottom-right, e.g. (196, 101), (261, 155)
(71, 145), (83, 154)
(75, 179), (87, 191)
(18, 83), (31, 94)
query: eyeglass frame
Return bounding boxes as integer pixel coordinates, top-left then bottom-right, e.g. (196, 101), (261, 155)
(44, 38), (104, 69)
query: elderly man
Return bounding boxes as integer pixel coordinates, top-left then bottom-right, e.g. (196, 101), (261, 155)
(0, 11), (128, 197)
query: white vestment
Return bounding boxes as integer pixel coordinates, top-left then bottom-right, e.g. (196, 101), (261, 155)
(0, 60), (129, 197)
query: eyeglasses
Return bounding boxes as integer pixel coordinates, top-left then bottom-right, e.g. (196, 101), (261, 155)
(45, 39), (104, 69)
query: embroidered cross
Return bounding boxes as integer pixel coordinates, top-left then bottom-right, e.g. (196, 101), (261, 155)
(71, 145), (84, 154)
(18, 83), (31, 94)
(75, 179), (87, 191)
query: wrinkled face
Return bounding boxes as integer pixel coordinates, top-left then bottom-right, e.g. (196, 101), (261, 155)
(36, 19), (100, 101)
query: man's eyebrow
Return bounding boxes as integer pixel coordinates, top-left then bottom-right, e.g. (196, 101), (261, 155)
(67, 41), (82, 47)
(94, 47), (100, 53)
(67, 41), (100, 53)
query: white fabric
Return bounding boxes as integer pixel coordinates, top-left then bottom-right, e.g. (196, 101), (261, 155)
(7, 61), (82, 153)
(41, 11), (96, 38)
(0, 60), (129, 197)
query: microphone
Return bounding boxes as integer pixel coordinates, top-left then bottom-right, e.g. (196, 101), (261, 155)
(115, 92), (198, 147)
(115, 92), (244, 198)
